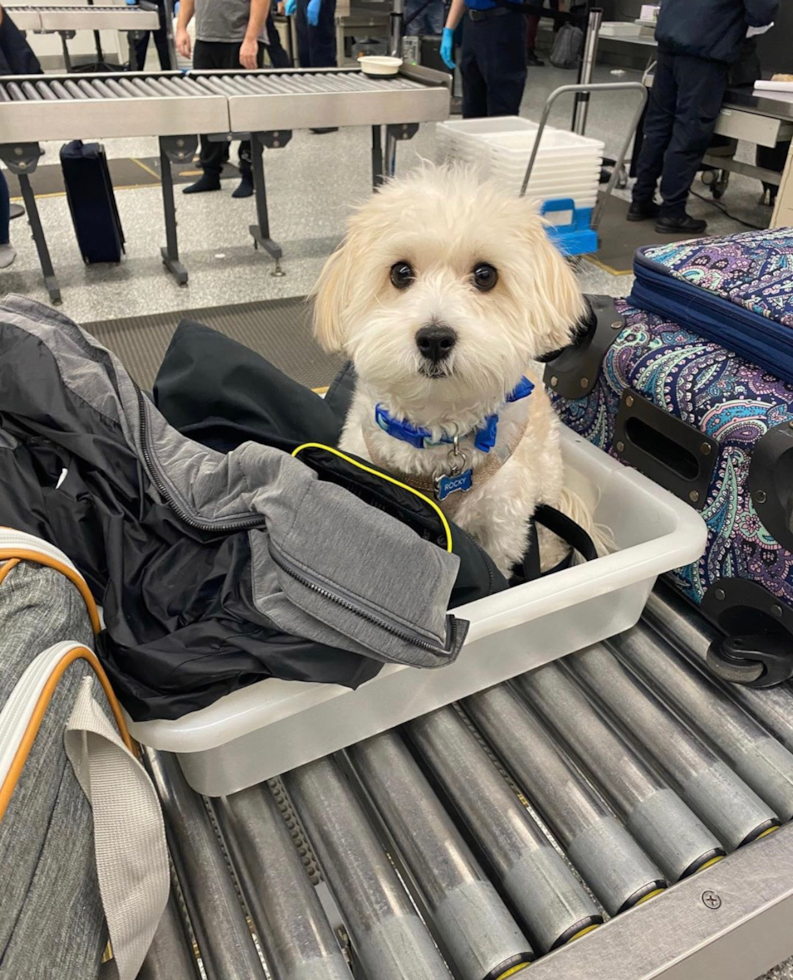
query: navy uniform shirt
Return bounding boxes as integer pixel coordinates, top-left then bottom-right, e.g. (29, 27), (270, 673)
(465, 0), (524, 10)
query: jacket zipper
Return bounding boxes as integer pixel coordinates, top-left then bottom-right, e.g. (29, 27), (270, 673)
(134, 384), (461, 655)
(269, 543), (460, 657)
(134, 383), (263, 533)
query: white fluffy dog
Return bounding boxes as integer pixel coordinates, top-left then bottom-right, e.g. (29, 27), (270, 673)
(313, 165), (596, 578)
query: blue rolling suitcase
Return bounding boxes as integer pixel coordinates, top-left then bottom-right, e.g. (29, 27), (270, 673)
(548, 230), (793, 687)
(60, 141), (125, 265)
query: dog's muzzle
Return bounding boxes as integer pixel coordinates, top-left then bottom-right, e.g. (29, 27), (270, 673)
(415, 322), (457, 366)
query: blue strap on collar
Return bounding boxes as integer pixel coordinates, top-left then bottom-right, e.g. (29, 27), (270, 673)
(375, 376), (534, 453)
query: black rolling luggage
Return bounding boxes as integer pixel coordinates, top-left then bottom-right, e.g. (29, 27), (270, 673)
(60, 140), (125, 264)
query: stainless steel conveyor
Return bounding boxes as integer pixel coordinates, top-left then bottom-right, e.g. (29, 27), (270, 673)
(141, 592), (793, 980)
(0, 65), (450, 301)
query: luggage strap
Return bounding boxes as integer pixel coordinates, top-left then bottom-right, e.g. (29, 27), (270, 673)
(0, 529), (169, 980)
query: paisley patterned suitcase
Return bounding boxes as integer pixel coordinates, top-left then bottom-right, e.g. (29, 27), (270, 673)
(549, 267), (793, 688)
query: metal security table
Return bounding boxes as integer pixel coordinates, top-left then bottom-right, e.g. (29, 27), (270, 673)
(0, 64), (450, 300)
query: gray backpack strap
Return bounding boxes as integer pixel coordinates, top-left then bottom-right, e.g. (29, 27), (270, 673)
(65, 672), (170, 980)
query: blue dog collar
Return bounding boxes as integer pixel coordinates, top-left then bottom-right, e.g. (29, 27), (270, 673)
(375, 376), (534, 454)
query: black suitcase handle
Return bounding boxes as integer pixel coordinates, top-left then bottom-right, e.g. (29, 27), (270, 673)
(612, 390), (718, 511)
(747, 419), (793, 553)
(542, 294), (625, 399)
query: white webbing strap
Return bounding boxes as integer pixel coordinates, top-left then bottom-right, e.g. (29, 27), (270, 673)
(65, 677), (170, 980)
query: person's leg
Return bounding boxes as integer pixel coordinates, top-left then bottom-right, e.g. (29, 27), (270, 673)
(152, 0), (172, 69)
(184, 42), (233, 193)
(425, 0), (444, 36)
(460, 18), (488, 119)
(526, 12), (542, 65)
(629, 52), (676, 213)
(265, 12), (292, 66)
(481, 13), (527, 117)
(296, 0), (311, 67)
(658, 55), (728, 223)
(132, 30), (151, 70)
(308, 0), (337, 67)
(234, 43), (266, 198)
(0, 169), (15, 269)
(404, 0), (423, 37)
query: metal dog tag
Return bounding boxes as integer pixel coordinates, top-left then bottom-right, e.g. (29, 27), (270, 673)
(436, 468), (473, 501)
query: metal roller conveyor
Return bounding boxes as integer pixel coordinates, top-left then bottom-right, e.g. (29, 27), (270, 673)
(137, 883), (202, 980)
(198, 67), (449, 132)
(143, 749), (268, 980)
(514, 664), (725, 881)
(406, 706), (602, 954)
(644, 583), (793, 753)
(609, 622), (793, 822)
(0, 64), (449, 298)
(283, 756), (454, 980)
(0, 72), (228, 142)
(464, 685), (667, 915)
(349, 730), (534, 980)
(213, 783), (354, 980)
(4, 3), (160, 31)
(567, 645), (780, 850)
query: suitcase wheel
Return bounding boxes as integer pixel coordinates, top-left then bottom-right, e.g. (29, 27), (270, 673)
(707, 633), (793, 688)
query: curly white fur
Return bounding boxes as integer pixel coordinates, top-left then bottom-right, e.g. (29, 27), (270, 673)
(313, 164), (596, 577)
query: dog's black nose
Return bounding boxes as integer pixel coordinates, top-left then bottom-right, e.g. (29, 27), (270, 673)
(416, 323), (457, 363)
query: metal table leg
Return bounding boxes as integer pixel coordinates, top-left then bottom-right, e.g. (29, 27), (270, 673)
(382, 122), (419, 180)
(18, 173), (60, 305)
(59, 32), (75, 72)
(0, 142), (60, 304)
(372, 125), (384, 189)
(249, 131), (290, 277)
(159, 135), (196, 286)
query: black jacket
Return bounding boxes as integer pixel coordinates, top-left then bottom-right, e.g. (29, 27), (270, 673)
(0, 7), (43, 74)
(655, 0), (778, 65)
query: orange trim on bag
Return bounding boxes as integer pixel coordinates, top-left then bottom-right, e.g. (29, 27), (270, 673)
(0, 645), (133, 822)
(0, 549), (101, 633)
(0, 559), (21, 585)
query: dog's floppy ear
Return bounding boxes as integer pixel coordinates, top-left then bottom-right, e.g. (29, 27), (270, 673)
(312, 241), (351, 353)
(519, 201), (588, 355)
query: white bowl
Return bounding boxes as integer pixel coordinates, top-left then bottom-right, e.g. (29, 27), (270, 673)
(359, 55), (402, 77)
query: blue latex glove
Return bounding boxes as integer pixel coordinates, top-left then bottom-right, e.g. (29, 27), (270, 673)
(440, 27), (455, 70)
(284, 0), (297, 15)
(307, 0), (321, 26)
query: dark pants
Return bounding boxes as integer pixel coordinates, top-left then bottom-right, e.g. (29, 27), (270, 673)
(0, 170), (9, 246)
(132, 0), (172, 70)
(461, 9), (528, 118)
(527, 0), (558, 50)
(632, 51), (728, 217)
(193, 39), (265, 178)
(296, 0), (336, 68)
(265, 14), (292, 67)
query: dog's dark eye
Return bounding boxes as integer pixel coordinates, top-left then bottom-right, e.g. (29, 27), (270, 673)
(472, 263), (498, 292)
(390, 261), (415, 289)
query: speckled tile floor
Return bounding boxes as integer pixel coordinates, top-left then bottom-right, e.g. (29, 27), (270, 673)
(1, 65), (775, 321)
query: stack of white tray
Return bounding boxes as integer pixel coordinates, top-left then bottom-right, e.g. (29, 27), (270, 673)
(436, 116), (604, 217)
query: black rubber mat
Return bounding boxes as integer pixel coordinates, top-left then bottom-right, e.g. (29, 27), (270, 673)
(589, 192), (700, 274)
(83, 296), (343, 391)
(7, 157), (239, 199)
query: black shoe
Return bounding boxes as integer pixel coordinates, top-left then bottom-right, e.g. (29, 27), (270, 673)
(310, 127), (338, 134)
(232, 175), (254, 199)
(182, 173), (221, 195)
(626, 200), (660, 222)
(527, 50), (544, 66)
(654, 213), (707, 235)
